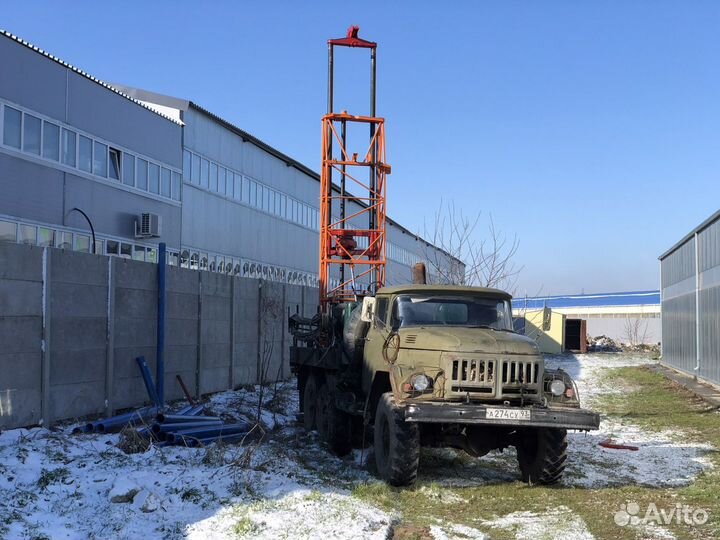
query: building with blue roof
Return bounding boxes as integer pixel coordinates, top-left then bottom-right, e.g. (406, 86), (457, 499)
(512, 290), (661, 349)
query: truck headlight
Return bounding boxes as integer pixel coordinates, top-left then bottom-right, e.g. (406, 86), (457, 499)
(410, 374), (431, 392)
(549, 379), (566, 397)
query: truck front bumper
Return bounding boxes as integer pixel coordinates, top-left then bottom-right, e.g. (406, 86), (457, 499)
(404, 401), (600, 431)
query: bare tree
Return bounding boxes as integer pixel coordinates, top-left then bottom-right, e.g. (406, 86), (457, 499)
(623, 317), (650, 347)
(423, 201), (522, 292)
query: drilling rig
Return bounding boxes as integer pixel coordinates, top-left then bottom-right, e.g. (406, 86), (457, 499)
(289, 27), (599, 486)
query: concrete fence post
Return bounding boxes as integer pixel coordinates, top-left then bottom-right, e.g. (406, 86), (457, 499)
(256, 280), (263, 384)
(105, 257), (115, 417)
(40, 247), (51, 426)
(229, 277), (236, 390)
(196, 271), (203, 398)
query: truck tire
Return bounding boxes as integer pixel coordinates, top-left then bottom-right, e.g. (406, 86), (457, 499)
(516, 428), (567, 485)
(302, 374), (320, 431)
(374, 393), (420, 486)
(315, 384), (352, 456)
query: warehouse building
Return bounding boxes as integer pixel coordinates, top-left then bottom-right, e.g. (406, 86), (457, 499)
(513, 290), (661, 353)
(660, 209), (720, 387)
(0, 30), (457, 291)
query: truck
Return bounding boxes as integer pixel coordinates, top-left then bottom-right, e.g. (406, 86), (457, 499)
(292, 27), (599, 485)
(289, 283), (600, 486)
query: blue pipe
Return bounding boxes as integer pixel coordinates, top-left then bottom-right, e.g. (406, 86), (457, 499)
(172, 430), (249, 447)
(155, 414), (223, 424)
(185, 405), (205, 416)
(175, 405), (193, 415)
(93, 407), (157, 433)
(168, 422), (250, 441)
(156, 242), (166, 407)
(151, 420), (222, 436)
(136, 356), (160, 407)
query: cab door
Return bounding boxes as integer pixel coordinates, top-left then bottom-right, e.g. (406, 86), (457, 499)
(362, 295), (391, 393)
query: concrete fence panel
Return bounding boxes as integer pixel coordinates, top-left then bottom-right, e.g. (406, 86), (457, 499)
(0, 243), (43, 428)
(0, 244), (308, 429)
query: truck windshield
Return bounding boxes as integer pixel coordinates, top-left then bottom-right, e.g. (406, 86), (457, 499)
(392, 294), (514, 331)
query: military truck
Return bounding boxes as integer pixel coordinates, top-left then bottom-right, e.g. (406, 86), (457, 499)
(289, 284), (600, 486)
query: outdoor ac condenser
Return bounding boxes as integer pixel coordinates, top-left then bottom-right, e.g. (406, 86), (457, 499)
(135, 212), (162, 238)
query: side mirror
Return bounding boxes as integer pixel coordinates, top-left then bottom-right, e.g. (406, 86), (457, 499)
(360, 296), (376, 323)
(391, 316), (402, 332)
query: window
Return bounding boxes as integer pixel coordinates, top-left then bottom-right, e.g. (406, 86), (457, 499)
(0, 220), (17, 242)
(3, 106), (21, 148)
(281, 194), (287, 218)
(200, 254), (209, 271)
(180, 250), (190, 268)
(136, 158), (148, 190)
(122, 154), (135, 186)
(200, 158), (209, 188)
(109, 148), (121, 180)
(183, 150), (191, 180)
(42, 122), (60, 161)
(23, 114), (41, 155)
(167, 252), (179, 266)
(218, 167), (226, 195)
(37, 227), (55, 247)
(74, 234), (90, 253)
(274, 193), (282, 216)
(191, 153), (200, 184)
(248, 180), (257, 206)
(264, 187), (272, 212)
(120, 243), (132, 259)
(93, 141), (107, 176)
(242, 178), (250, 203)
(149, 163), (160, 194)
(133, 245), (146, 261)
(55, 231), (72, 249)
(106, 240), (119, 255)
(171, 171), (181, 201)
(93, 239), (103, 255)
(61, 129), (76, 167)
(209, 162), (218, 192)
(234, 174), (242, 200)
(190, 253), (199, 270)
(161, 167), (171, 197)
(19, 224), (36, 245)
(78, 136), (92, 172)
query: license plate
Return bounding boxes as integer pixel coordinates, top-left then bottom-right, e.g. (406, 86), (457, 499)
(486, 408), (531, 420)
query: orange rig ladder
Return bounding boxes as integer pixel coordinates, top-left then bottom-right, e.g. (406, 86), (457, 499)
(319, 26), (391, 309)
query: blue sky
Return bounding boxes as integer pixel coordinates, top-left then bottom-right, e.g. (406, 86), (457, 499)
(4, 1), (719, 295)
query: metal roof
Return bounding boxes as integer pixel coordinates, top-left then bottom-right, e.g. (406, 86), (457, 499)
(512, 290), (660, 310)
(0, 29), (182, 126)
(659, 208), (720, 260)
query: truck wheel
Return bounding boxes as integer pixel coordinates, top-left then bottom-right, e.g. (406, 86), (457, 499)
(516, 428), (567, 485)
(315, 384), (352, 456)
(373, 393), (420, 486)
(302, 374), (320, 431)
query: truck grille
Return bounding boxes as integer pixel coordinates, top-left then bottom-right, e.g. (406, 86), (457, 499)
(450, 359), (496, 394)
(501, 360), (539, 385)
(445, 357), (542, 400)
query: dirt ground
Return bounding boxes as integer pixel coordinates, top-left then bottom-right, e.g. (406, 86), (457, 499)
(1, 353), (718, 539)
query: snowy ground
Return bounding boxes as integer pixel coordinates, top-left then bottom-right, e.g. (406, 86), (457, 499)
(0, 353), (715, 539)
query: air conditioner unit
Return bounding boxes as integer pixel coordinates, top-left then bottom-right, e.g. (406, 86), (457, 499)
(135, 213), (162, 238)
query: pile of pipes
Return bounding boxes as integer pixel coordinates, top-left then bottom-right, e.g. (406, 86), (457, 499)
(142, 406), (250, 447)
(72, 404), (250, 447)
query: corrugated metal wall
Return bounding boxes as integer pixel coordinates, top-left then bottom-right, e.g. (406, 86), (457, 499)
(698, 219), (720, 384)
(661, 215), (720, 386)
